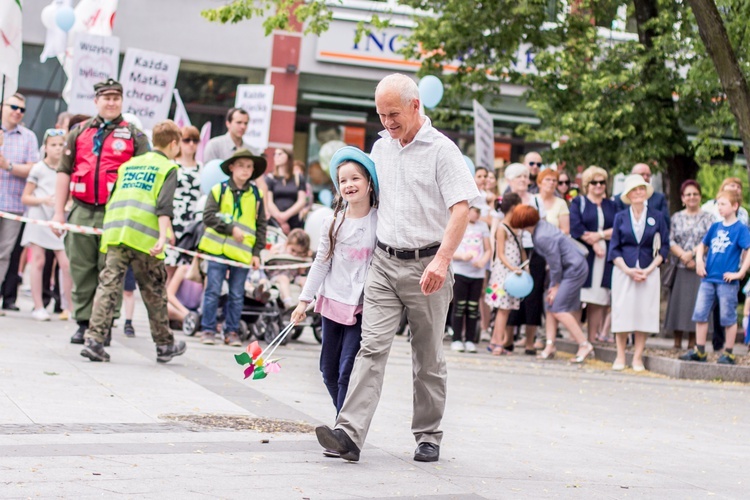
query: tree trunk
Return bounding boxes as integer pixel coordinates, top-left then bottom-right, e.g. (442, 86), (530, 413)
(687, 0), (750, 187)
(633, 0), (699, 212)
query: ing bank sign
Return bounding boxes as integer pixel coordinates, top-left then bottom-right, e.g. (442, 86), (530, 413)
(315, 20), (537, 74)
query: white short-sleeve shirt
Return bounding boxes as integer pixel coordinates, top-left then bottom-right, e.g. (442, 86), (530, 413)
(370, 117), (481, 249)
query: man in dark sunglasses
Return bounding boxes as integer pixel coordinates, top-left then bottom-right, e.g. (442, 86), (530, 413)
(53, 79), (150, 344)
(0, 92), (40, 313)
(523, 151), (544, 194)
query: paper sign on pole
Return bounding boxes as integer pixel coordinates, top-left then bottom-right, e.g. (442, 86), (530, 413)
(67, 33), (120, 115)
(121, 48), (180, 130)
(235, 84), (275, 153)
(473, 100), (495, 171)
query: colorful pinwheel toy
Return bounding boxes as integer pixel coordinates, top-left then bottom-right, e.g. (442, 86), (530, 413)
(234, 322), (295, 380)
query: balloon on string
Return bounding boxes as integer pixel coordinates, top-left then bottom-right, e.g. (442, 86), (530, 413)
(504, 271), (534, 298)
(55, 5), (76, 32)
(200, 159), (229, 195)
(41, 3), (58, 30)
(318, 189), (333, 208)
(318, 140), (348, 173)
(463, 155), (476, 176)
(418, 75), (444, 109)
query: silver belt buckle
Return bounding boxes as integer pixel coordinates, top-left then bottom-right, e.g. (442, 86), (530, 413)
(415, 248), (420, 259)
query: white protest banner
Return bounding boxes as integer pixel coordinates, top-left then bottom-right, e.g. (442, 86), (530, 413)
(473, 100), (495, 171)
(235, 84), (275, 153)
(121, 48), (180, 130)
(67, 33), (120, 115)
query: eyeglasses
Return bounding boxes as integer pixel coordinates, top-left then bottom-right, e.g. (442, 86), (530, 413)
(182, 138), (199, 144)
(589, 180), (607, 186)
(4, 104), (25, 113)
(558, 180), (570, 185)
(683, 192), (701, 197)
(527, 162), (543, 167)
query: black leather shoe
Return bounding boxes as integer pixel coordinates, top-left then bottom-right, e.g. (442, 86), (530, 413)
(315, 426), (360, 462)
(414, 442), (440, 462)
(70, 325), (86, 344)
(2, 304), (19, 311)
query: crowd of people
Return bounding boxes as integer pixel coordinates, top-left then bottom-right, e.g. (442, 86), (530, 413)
(451, 153), (750, 370)
(3, 73), (750, 463)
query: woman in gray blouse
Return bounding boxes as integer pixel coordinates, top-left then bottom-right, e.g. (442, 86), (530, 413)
(508, 205), (594, 363)
(664, 180), (713, 349)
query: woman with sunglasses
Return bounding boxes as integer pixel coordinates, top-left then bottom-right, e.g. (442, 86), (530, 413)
(569, 166), (616, 347)
(164, 126), (203, 281)
(20, 129), (72, 321)
(557, 172), (572, 202)
(664, 180), (713, 350)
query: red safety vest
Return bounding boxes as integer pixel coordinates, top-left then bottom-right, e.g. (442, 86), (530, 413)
(71, 120), (136, 206)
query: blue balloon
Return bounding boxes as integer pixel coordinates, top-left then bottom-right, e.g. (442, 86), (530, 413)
(463, 155), (475, 176)
(318, 188), (333, 208)
(200, 159), (228, 195)
(418, 75), (444, 109)
(504, 271), (534, 299)
(55, 5), (76, 32)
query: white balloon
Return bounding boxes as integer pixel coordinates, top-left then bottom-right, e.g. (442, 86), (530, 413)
(318, 140), (348, 173)
(121, 113), (144, 131)
(41, 4), (58, 30)
(304, 205), (335, 252)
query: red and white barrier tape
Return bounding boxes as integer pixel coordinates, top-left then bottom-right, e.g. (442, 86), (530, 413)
(0, 210), (311, 271)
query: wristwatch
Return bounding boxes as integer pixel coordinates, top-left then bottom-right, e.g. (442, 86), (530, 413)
(598, 230), (605, 239)
(6, 162), (13, 172)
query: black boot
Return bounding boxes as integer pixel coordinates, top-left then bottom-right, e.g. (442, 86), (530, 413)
(80, 338), (110, 362)
(156, 341), (187, 363)
(70, 321), (88, 344)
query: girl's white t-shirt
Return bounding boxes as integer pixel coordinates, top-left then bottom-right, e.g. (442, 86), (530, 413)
(299, 208), (378, 325)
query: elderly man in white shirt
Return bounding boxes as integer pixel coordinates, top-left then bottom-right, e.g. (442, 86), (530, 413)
(315, 74), (479, 463)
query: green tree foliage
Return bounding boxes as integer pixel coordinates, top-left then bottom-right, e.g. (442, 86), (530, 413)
(202, 1), (750, 205)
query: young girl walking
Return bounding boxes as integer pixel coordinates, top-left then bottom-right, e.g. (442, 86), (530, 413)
(21, 129), (73, 321)
(485, 193), (525, 355)
(450, 205), (491, 353)
(291, 147), (378, 454)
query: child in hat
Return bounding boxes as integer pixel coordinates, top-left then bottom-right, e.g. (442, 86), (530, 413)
(291, 146), (378, 456)
(198, 149), (268, 347)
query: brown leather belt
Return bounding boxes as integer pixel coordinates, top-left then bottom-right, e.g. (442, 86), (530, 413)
(377, 241), (441, 260)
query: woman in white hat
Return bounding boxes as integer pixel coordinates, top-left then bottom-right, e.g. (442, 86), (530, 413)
(608, 174), (670, 371)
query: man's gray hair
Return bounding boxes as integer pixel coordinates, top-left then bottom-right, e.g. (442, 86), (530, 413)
(375, 74), (420, 105)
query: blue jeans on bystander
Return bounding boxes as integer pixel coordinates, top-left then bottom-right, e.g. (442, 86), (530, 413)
(201, 260), (249, 334)
(320, 314), (362, 414)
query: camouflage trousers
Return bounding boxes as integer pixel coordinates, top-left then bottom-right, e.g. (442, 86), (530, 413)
(84, 245), (173, 345)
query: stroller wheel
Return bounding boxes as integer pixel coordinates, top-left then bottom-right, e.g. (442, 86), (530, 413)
(312, 315), (323, 344)
(238, 320), (250, 341)
(291, 326), (304, 340)
(183, 311), (200, 336)
(263, 321), (282, 345)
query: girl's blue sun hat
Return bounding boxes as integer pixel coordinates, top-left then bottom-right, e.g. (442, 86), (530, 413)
(329, 146), (379, 196)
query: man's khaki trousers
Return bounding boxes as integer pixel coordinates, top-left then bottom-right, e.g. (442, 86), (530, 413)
(335, 247), (454, 449)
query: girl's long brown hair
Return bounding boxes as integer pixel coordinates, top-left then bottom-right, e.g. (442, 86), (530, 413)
(325, 161), (378, 261)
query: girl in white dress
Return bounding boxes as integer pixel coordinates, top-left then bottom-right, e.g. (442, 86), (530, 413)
(21, 130), (72, 321)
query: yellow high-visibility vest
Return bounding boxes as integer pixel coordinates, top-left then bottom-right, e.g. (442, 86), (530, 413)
(198, 182), (261, 264)
(100, 151), (176, 259)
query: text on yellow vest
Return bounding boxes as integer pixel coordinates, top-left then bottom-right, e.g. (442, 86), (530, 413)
(100, 152), (177, 259)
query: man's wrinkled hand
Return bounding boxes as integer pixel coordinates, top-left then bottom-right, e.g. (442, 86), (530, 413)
(420, 256), (449, 295)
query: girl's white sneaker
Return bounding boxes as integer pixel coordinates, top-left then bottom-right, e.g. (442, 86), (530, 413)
(31, 308), (51, 322)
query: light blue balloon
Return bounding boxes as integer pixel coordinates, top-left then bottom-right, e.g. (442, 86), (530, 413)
(318, 188), (333, 208)
(418, 75), (444, 109)
(55, 6), (76, 32)
(463, 155), (475, 176)
(504, 271), (534, 299)
(200, 159), (229, 195)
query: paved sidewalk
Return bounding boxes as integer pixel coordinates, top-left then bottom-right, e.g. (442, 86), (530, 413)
(1, 295), (750, 499)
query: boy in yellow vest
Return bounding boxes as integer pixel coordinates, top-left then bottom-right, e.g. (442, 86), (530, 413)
(81, 120), (187, 363)
(198, 149), (267, 347)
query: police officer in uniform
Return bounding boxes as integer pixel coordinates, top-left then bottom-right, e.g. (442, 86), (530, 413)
(53, 79), (150, 344)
